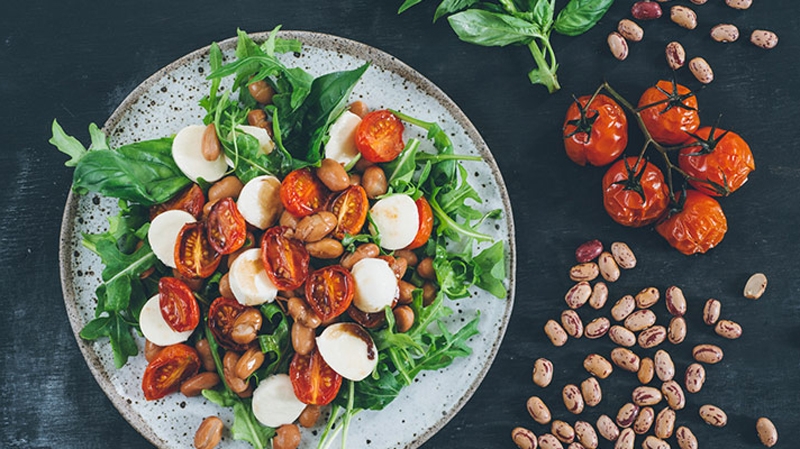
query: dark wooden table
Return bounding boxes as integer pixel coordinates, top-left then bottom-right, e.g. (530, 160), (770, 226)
(2, 1), (798, 448)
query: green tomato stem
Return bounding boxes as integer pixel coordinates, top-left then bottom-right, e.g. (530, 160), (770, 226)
(527, 38), (560, 93)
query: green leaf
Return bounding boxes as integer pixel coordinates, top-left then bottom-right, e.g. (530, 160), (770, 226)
(92, 238), (157, 311)
(88, 123), (110, 151)
(473, 240), (508, 298)
(434, 0), (480, 22)
(383, 139), (421, 194)
(448, 9), (542, 47)
(202, 388), (238, 408)
(398, 0), (425, 14)
(225, 128), (286, 182)
(80, 312), (138, 368)
(436, 164), (483, 220)
(529, 0), (555, 32)
(433, 243), (475, 299)
(256, 302), (291, 378)
(554, 0), (614, 36)
(49, 119), (88, 167)
(231, 399), (275, 449)
(79, 316), (113, 340)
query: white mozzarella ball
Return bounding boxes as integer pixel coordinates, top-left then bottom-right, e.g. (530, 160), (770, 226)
(139, 294), (193, 346)
(229, 248), (277, 306)
(369, 194), (419, 250)
(252, 374), (307, 428)
(171, 124), (227, 183)
(147, 209), (196, 268)
(324, 110), (361, 165)
(316, 323), (378, 381)
(236, 175), (283, 230)
(351, 258), (398, 313)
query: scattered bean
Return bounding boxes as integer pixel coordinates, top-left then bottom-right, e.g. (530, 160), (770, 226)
(638, 357), (655, 385)
(632, 386), (663, 407)
(684, 363), (706, 394)
(298, 405), (321, 428)
(570, 263), (600, 282)
(295, 212), (337, 242)
(609, 325), (636, 347)
(581, 377), (602, 407)
(715, 319), (743, 339)
(576, 239), (603, 263)
(201, 123), (222, 161)
(642, 435), (670, 449)
(654, 350), (675, 382)
(588, 282), (609, 310)
(279, 210), (300, 229)
(552, 420), (576, 444)
(545, 320), (569, 347)
(348, 100), (369, 118)
(610, 242), (636, 269)
(632, 1), (663, 20)
(194, 416), (224, 449)
(598, 252), (620, 282)
(670, 5), (697, 30)
(689, 57), (714, 84)
(668, 316), (687, 344)
(616, 403), (640, 428)
(608, 32), (629, 61)
(584, 317), (610, 339)
(527, 396), (552, 425)
(567, 443), (586, 449)
(726, 0), (752, 9)
(676, 426), (698, 449)
(665, 41), (686, 70)
(617, 19), (644, 42)
(690, 0), (707, 4)
(711, 24), (740, 43)
(291, 321), (316, 355)
(756, 417), (778, 447)
(624, 309), (656, 332)
(633, 407), (654, 435)
(693, 344), (724, 364)
(512, 427), (538, 449)
(699, 404), (728, 427)
(611, 347), (641, 373)
(273, 424), (301, 449)
(744, 272), (768, 298)
(614, 428), (635, 449)
(638, 326), (667, 349)
(584, 354), (613, 379)
(575, 421), (598, 449)
(702, 298), (721, 325)
(565, 282), (592, 309)
(635, 287), (660, 309)
(533, 358), (554, 388)
(181, 372), (221, 397)
(416, 256), (436, 280)
(561, 310), (584, 339)
(611, 295), (636, 321)
(655, 407), (676, 439)
(597, 415), (619, 442)
(394, 249), (418, 267)
(287, 296), (322, 329)
(665, 286), (687, 317)
(538, 433), (563, 449)
(223, 352), (248, 394)
(662, 380), (686, 410)
(563, 384), (585, 415)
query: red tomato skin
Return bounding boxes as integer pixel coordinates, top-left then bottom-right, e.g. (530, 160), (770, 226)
(149, 184), (205, 220)
(655, 190), (727, 255)
(328, 185), (369, 240)
(602, 157), (669, 228)
(563, 94), (628, 167)
(280, 168), (330, 218)
(304, 265), (355, 322)
(678, 127), (755, 197)
(158, 277), (200, 332)
(174, 222), (222, 279)
(289, 349), (343, 405)
(207, 197), (247, 255)
(141, 344), (201, 400)
(405, 196), (434, 250)
(207, 296), (254, 352)
(355, 110), (405, 163)
(638, 80), (700, 146)
(261, 226), (310, 291)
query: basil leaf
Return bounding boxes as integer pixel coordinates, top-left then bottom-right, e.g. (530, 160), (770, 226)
(434, 0), (480, 22)
(529, 0), (555, 32)
(398, 0), (425, 14)
(554, 0), (614, 36)
(448, 9), (542, 47)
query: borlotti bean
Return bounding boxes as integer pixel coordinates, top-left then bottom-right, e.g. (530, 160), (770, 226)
(552, 420), (575, 444)
(676, 426), (699, 449)
(616, 403), (640, 428)
(726, 0), (752, 9)
(715, 319), (743, 339)
(662, 380), (686, 410)
(638, 357), (655, 384)
(692, 344), (724, 364)
(668, 316), (687, 344)
(756, 417), (779, 447)
(575, 240), (603, 263)
(655, 407), (676, 439)
(598, 252), (620, 282)
(511, 427), (537, 449)
(609, 325), (636, 347)
(610, 242), (637, 269)
(643, 435), (670, 449)
(589, 282), (609, 310)
(624, 309), (656, 332)
(690, 0), (708, 4)
(611, 295), (636, 321)
(635, 287), (660, 309)
(638, 325), (667, 349)
(545, 320), (568, 347)
(744, 272), (768, 299)
(533, 358), (554, 388)
(654, 350), (675, 382)
(702, 298), (721, 325)
(538, 433), (563, 449)
(584, 354), (614, 379)
(608, 32), (629, 61)
(527, 396), (552, 425)
(711, 24), (740, 43)
(670, 5), (697, 30)
(563, 384), (585, 415)
(664, 286), (687, 317)
(575, 421), (599, 449)
(581, 377), (603, 407)
(689, 57), (714, 84)
(567, 443), (586, 449)
(684, 363), (706, 394)
(631, 1), (663, 20)
(699, 404), (728, 427)
(617, 19), (644, 42)
(597, 415), (620, 441)
(614, 428), (635, 449)
(585, 317), (611, 339)
(632, 386), (663, 407)
(565, 282), (592, 309)
(570, 262), (600, 282)
(611, 347), (641, 372)
(561, 310), (584, 339)
(633, 407), (654, 435)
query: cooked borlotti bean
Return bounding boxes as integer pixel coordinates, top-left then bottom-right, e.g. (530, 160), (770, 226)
(699, 404), (728, 427)
(642, 435), (670, 449)
(632, 386), (663, 407)
(598, 252), (620, 282)
(715, 319), (743, 339)
(654, 350), (675, 382)
(584, 354), (614, 379)
(624, 309), (656, 332)
(655, 407), (676, 439)
(545, 320), (569, 347)
(565, 282), (592, 309)
(756, 417), (778, 447)
(563, 384), (585, 415)
(665, 286), (687, 317)
(533, 358), (554, 388)
(581, 377), (603, 407)
(575, 421), (598, 449)
(585, 317), (611, 339)
(527, 396), (552, 425)
(611, 347), (641, 372)
(589, 282), (609, 309)
(676, 426), (698, 449)
(614, 428), (635, 449)
(570, 262), (600, 282)
(633, 406), (654, 435)
(702, 298), (721, 325)
(511, 427), (537, 449)
(611, 295), (636, 321)
(609, 325), (636, 347)
(635, 287), (660, 309)
(552, 420), (576, 444)
(662, 380), (686, 410)
(638, 357), (655, 384)
(610, 242), (637, 269)
(693, 344), (724, 364)
(668, 317), (687, 344)
(561, 310), (584, 338)
(638, 326), (667, 349)
(616, 402), (640, 428)
(684, 363), (706, 394)
(538, 433), (563, 449)
(597, 415), (620, 441)
(194, 416), (224, 449)
(744, 272), (768, 299)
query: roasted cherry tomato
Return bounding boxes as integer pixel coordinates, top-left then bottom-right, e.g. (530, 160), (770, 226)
(174, 222), (221, 279)
(562, 94), (628, 166)
(141, 343), (201, 400)
(305, 265), (355, 322)
(261, 226), (310, 291)
(149, 184), (205, 220)
(655, 189), (727, 255)
(355, 109), (405, 163)
(207, 197), (247, 254)
(328, 185), (369, 239)
(678, 126), (755, 197)
(289, 348), (342, 405)
(638, 80), (700, 145)
(280, 168), (330, 218)
(208, 296), (253, 352)
(158, 277), (199, 332)
(405, 196), (434, 250)
(602, 157), (669, 227)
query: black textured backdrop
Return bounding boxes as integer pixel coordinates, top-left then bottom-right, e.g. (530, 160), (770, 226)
(1, 1), (799, 448)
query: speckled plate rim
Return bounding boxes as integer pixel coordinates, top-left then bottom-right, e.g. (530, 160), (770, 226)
(59, 30), (517, 449)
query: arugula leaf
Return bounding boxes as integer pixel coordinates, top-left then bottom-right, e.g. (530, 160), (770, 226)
(50, 119), (88, 167)
(383, 139), (420, 195)
(232, 400), (275, 449)
(433, 244), (475, 299)
(436, 164), (483, 221)
(225, 128), (285, 183)
(473, 240), (508, 298)
(447, 9), (542, 47)
(91, 238), (156, 311)
(80, 312), (138, 368)
(554, 0), (614, 37)
(256, 302), (291, 379)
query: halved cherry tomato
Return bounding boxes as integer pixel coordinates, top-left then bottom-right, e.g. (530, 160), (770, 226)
(655, 189), (727, 255)
(638, 80), (700, 146)
(289, 348), (342, 405)
(149, 184), (205, 220)
(142, 343), (200, 400)
(207, 197), (247, 255)
(158, 277), (199, 332)
(355, 109), (405, 163)
(174, 222), (221, 279)
(328, 185), (369, 239)
(562, 94), (628, 167)
(261, 226), (310, 291)
(678, 126), (755, 197)
(280, 168), (330, 218)
(304, 265), (355, 322)
(405, 196), (434, 250)
(602, 157), (669, 228)
(208, 296), (253, 352)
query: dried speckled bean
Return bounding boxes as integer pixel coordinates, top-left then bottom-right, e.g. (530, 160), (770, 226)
(756, 417), (778, 447)
(611, 347), (641, 373)
(635, 287), (660, 309)
(616, 403), (640, 428)
(576, 239), (603, 263)
(632, 386), (663, 407)
(614, 428), (635, 449)
(726, 0), (752, 9)
(552, 420), (576, 444)
(632, 1), (662, 20)
(666, 41), (686, 71)
(567, 443), (586, 449)
(545, 320), (569, 347)
(625, 310), (656, 332)
(638, 357), (655, 385)
(565, 282), (592, 309)
(561, 310), (584, 339)
(715, 319), (743, 339)
(751, 30), (779, 49)
(585, 317), (611, 339)
(633, 407), (654, 435)
(589, 282), (609, 310)
(608, 32), (629, 61)
(685, 363), (706, 394)
(611, 295), (636, 321)
(609, 325), (636, 347)
(575, 421), (598, 449)
(533, 358), (554, 388)
(668, 317), (687, 345)
(670, 5), (697, 30)
(654, 350), (675, 382)
(643, 435), (670, 449)
(711, 24), (740, 43)
(538, 433), (563, 449)
(610, 242), (636, 269)
(663, 380), (687, 410)
(638, 325), (667, 349)
(527, 396), (552, 425)
(665, 286), (687, 317)
(689, 57), (714, 84)
(655, 407), (676, 439)
(584, 354), (614, 379)
(676, 426), (698, 449)
(744, 273), (768, 298)
(598, 252), (620, 282)
(511, 427), (538, 449)
(702, 298), (721, 325)
(693, 344), (724, 364)
(563, 384), (585, 415)
(699, 404), (728, 427)
(581, 377), (603, 407)
(618, 19), (644, 42)
(570, 263), (600, 282)
(597, 415), (620, 442)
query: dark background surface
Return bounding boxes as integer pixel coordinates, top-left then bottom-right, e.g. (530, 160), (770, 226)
(2, 1), (799, 448)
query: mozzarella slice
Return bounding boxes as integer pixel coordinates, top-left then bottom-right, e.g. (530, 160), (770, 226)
(316, 323), (378, 381)
(139, 294), (193, 346)
(236, 125), (275, 155)
(236, 175), (283, 230)
(147, 209), (196, 268)
(252, 374), (307, 428)
(229, 248), (278, 306)
(351, 258), (399, 313)
(369, 194), (420, 250)
(324, 111), (361, 165)
(172, 124), (227, 183)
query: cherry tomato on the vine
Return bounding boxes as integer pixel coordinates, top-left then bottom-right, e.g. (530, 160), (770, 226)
(289, 348), (342, 405)
(328, 185), (369, 239)
(602, 157), (669, 228)
(207, 197), (247, 255)
(638, 80), (700, 146)
(174, 222), (221, 279)
(141, 343), (200, 400)
(158, 277), (199, 332)
(304, 265), (355, 322)
(280, 168), (330, 218)
(405, 196), (434, 250)
(655, 189), (727, 255)
(563, 94), (628, 166)
(355, 109), (405, 163)
(149, 184), (205, 220)
(678, 126), (755, 197)
(261, 226), (310, 291)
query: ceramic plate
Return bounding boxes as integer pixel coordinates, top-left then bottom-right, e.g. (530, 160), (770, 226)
(59, 30), (516, 449)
